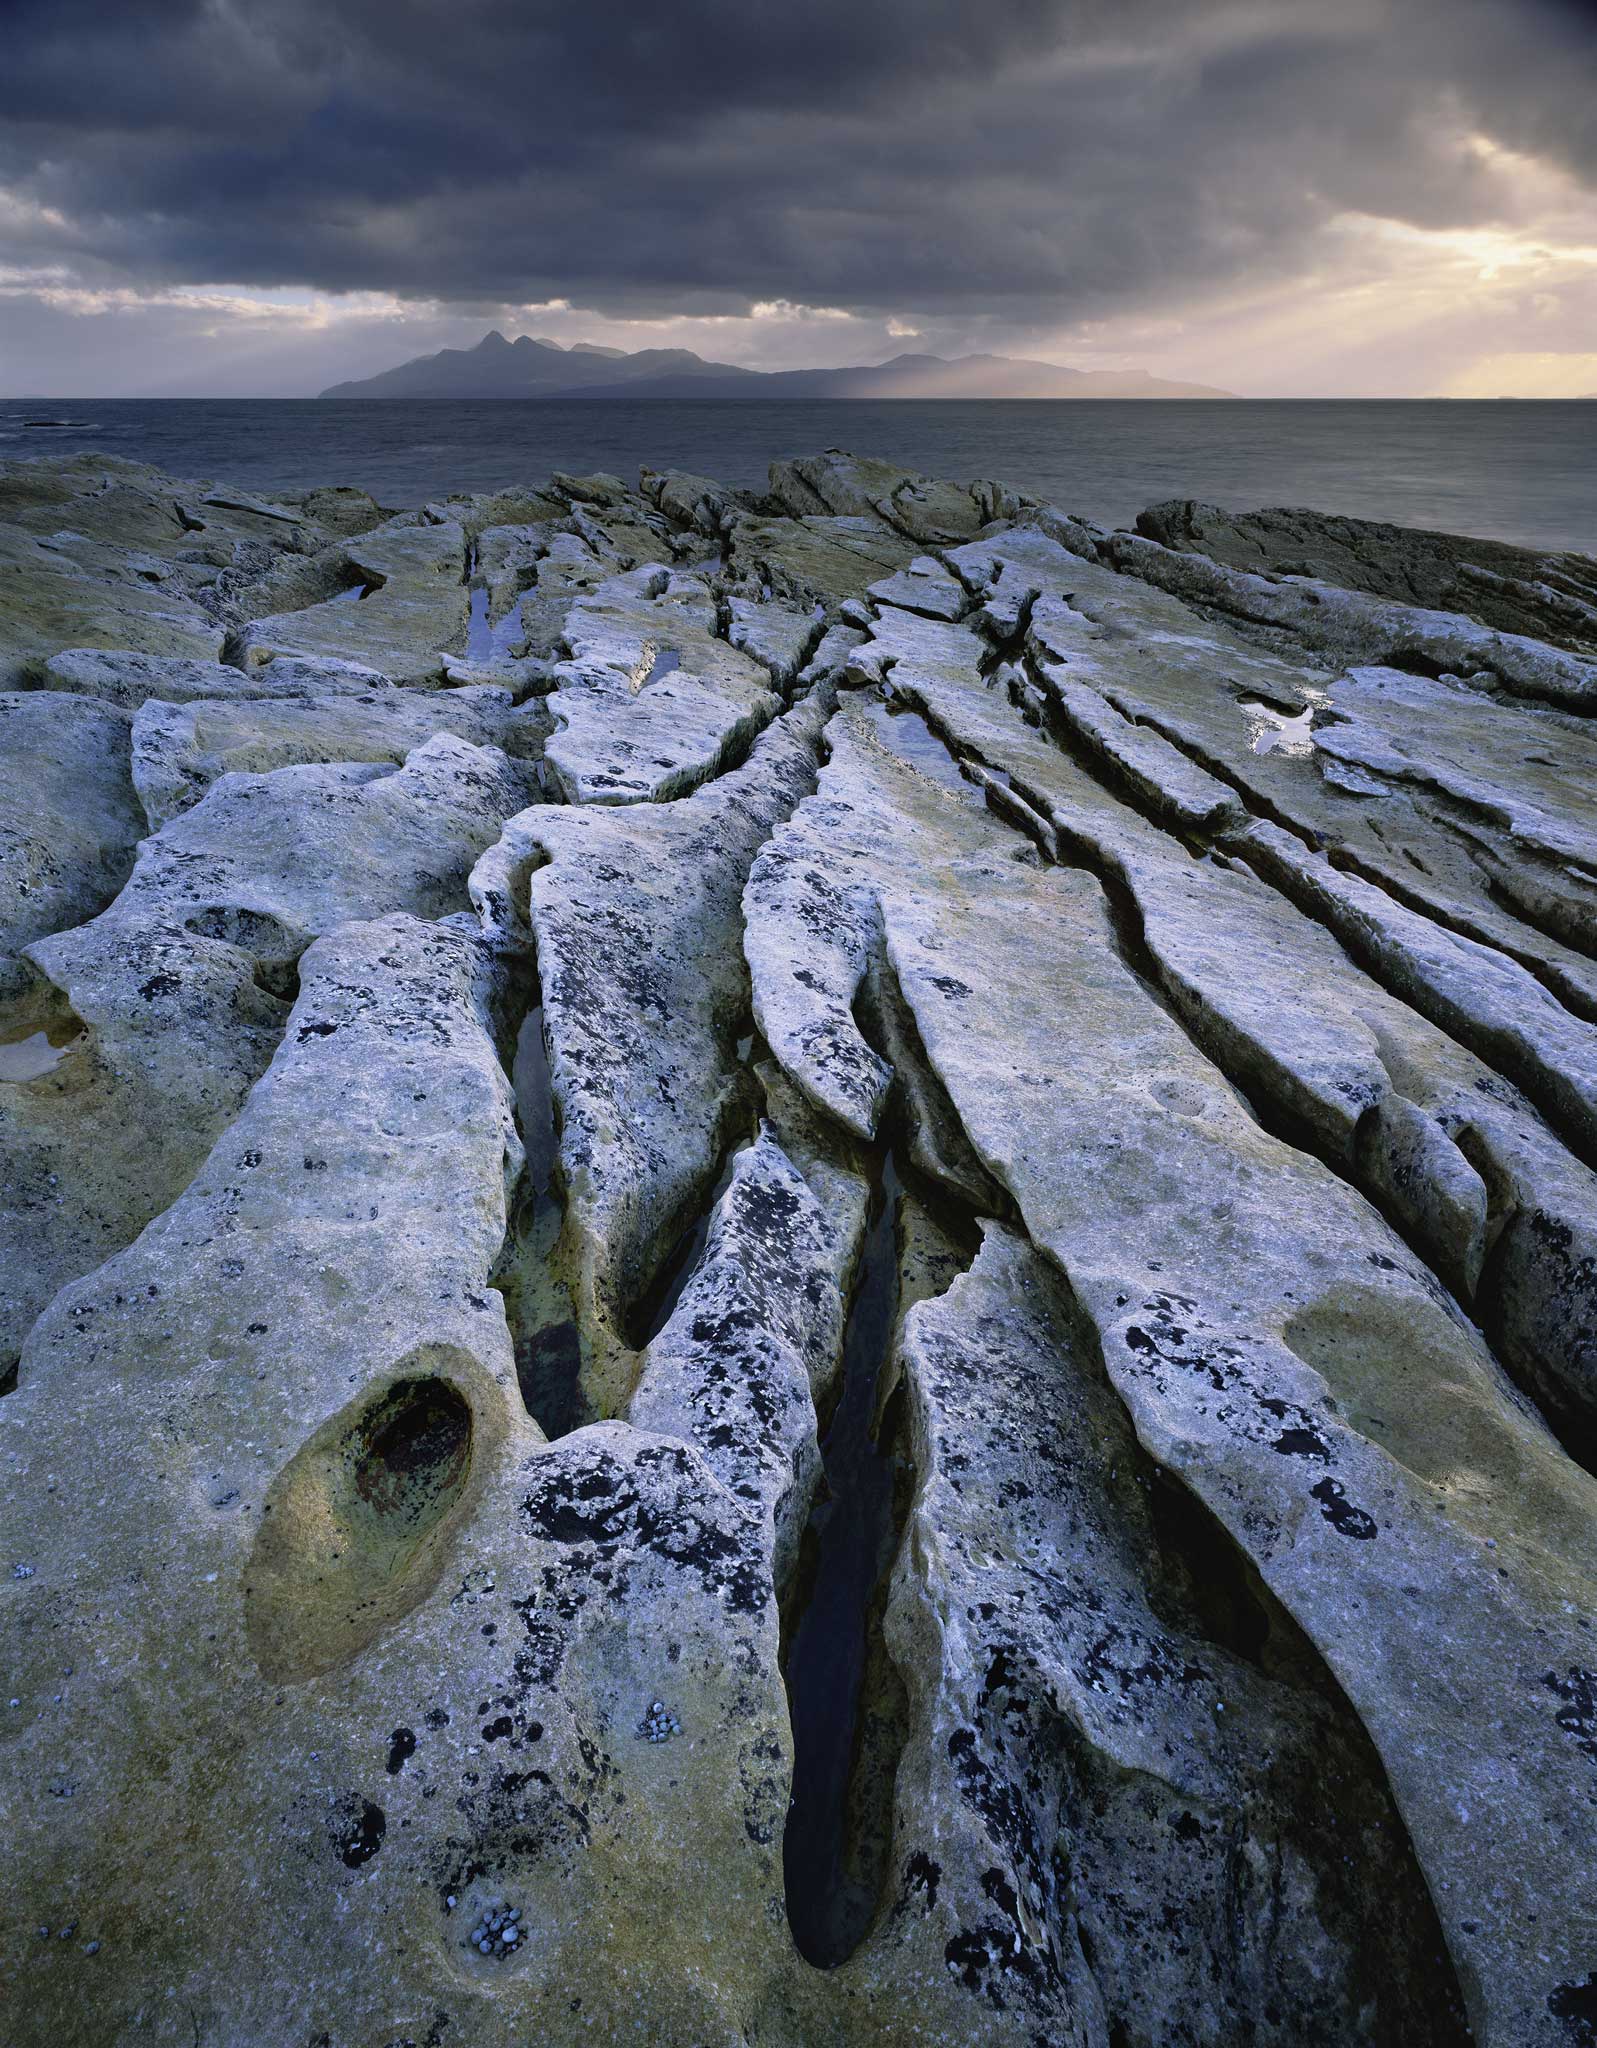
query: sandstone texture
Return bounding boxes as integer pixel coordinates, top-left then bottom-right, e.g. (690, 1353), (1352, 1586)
(2, 445), (1595, 2047)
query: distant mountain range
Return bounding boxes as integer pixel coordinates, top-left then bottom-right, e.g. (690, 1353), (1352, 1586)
(319, 329), (1236, 400)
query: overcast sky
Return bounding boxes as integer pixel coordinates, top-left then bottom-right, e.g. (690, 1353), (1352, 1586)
(2, 0), (1595, 398)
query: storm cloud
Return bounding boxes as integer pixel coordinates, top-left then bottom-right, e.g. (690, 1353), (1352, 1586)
(1, 0), (1595, 393)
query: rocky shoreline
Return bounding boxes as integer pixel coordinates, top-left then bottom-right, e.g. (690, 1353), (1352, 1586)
(2, 446), (1596, 2044)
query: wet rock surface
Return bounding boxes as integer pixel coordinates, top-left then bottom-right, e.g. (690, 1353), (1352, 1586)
(2, 445), (1595, 2045)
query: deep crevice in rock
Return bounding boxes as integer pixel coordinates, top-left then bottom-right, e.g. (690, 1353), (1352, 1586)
(782, 1143), (909, 1969)
(491, 952), (582, 1439)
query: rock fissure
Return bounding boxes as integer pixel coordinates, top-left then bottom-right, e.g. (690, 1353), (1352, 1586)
(1092, 671), (1597, 1025)
(5, 447), (1596, 2048)
(782, 1143), (911, 1970)
(889, 627), (1597, 1458)
(493, 962), (583, 1440)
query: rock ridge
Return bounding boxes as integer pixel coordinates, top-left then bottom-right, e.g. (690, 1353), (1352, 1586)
(1, 445), (1594, 2045)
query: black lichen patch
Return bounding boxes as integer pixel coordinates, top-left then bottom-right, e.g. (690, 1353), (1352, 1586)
(1273, 1426), (1331, 1461)
(1541, 1667), (1597, 1763)
(520, 1441), (767, 1616)
(387, 1727), (417, 1775)
(1551, 1975), (1597, 2043)
(329, 1795), (387, 1868)
(903, 1850), (942, 1910)
(431, 1759), (598, 1903)
(1309, 1477), (1378, 1541)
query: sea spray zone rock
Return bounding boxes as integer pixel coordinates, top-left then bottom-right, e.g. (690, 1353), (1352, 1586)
(470, 691), (830, 1418)
(542, 561), (782, 803)
(0, 692), (144, 1007)
(841, 1222), (1468, 2045)
(233, 513), (473, 682)
(0, 734), (531, 1378)
(879, 853), (1597, 2046)
(2, 445), (1596, 2045)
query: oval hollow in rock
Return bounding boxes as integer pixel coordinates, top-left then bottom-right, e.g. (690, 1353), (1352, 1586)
(244, 1352), (497, 1681)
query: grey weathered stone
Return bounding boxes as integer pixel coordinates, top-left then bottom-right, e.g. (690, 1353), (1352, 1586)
(1106, 525), (1597, 712)
(1138, 497), (1597, 655)
(882, 851), (1597, 2047)
(724, 513), (915, 610)
(867, 580), (1597, 1452)
(0, 693), (143, 1008)
(6, 448), (1597, 2048)
(766, 449), (1032, 544)
(234, 515), (471, 683)
(629, 1127), (861, 1589)
(1, 735), (530, 1377)
(638, 465), (738, 535)
(130, 682), (537, 828)
(472, 694), (828, 1416)
(543, 563), (780, 804)
(848, 1221), (1468, 2045)
(0, 519), (226, 682)
(42, 644), (397, 705)
(724, 594), (822, 693)
(980, 522), (1597, 1015)
(866, 555), (971, 621)
(743, 691), (1005, 1141)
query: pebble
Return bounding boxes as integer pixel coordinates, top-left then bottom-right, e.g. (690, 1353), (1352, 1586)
(465, 1900), (524, 1961)
(636, 1697), (682, 1744)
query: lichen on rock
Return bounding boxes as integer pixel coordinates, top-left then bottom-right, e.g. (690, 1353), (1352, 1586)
(3, 444), (1595, 2046)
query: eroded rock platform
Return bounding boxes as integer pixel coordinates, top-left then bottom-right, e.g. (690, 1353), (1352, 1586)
(2, 446), (1595, 2046)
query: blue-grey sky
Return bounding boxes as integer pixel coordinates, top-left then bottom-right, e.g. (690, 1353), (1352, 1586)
(2, 0), (1595, 396)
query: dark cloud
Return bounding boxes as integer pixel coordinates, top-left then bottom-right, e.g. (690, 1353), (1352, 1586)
(1, 0), (1593, 323)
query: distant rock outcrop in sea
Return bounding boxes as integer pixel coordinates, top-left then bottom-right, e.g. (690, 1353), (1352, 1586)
(5, 444), (1597, 2047)
(319, 327), (1236, 399)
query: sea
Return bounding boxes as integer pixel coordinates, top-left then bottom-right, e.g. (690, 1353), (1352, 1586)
(2, 398), (1593, 555)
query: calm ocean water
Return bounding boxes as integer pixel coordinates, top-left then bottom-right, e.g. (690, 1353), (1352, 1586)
(2, 398), (1593, 555)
